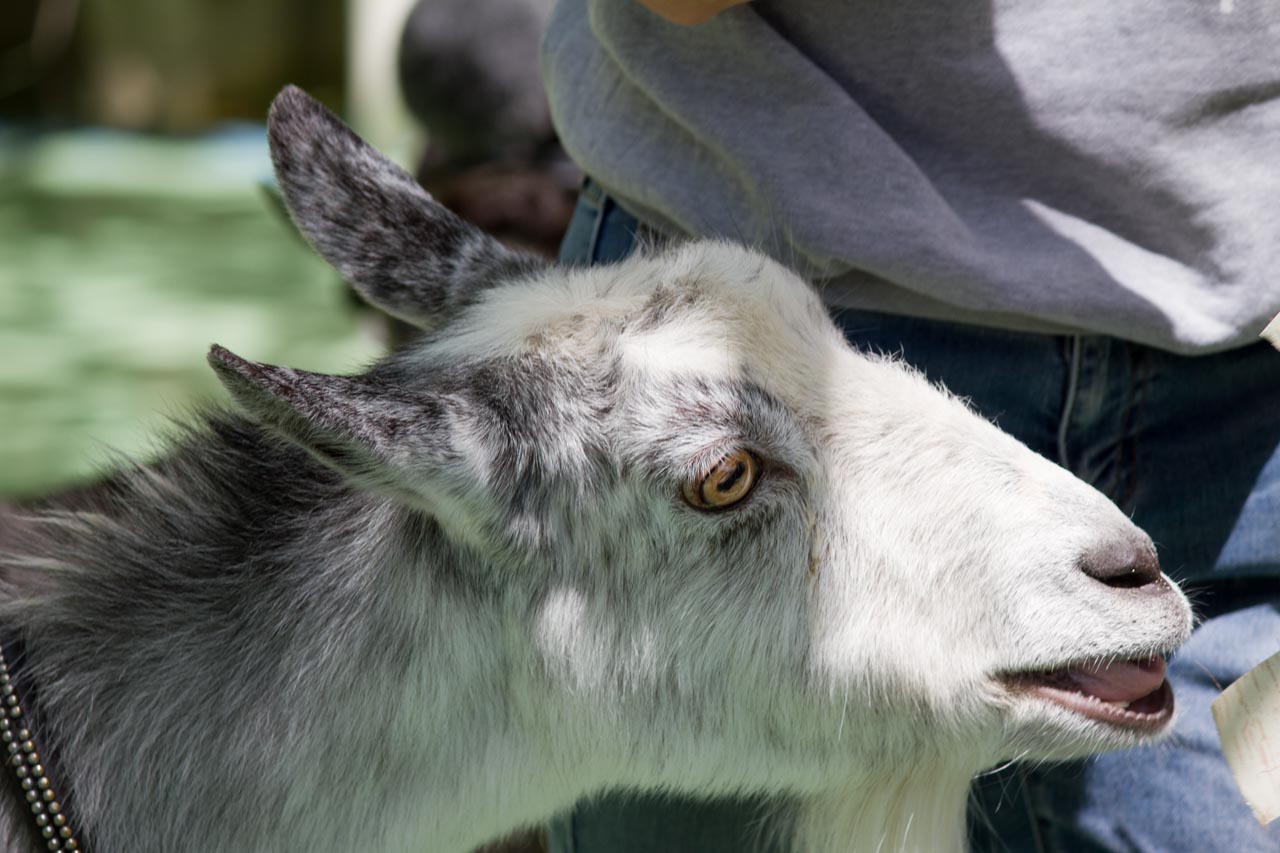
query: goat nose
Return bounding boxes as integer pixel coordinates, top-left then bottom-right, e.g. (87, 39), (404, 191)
(1079, 533), (1165, 591)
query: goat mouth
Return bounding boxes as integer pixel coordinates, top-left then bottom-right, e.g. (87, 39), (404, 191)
(1002, 657), (1174, 732)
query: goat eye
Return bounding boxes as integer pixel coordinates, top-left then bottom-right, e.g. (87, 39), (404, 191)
(683, 450), (760, 510)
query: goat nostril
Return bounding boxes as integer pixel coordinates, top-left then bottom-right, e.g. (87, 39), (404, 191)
(1079, 538), (1164, 591)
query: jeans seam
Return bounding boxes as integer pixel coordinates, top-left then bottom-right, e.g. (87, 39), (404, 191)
(1057, 335), (1083, 469)
(587, 195), (613, 264)
(548, 813), (576, 853)
(1021, 770), (1050, 853)
(1112, 347), (1148, 511)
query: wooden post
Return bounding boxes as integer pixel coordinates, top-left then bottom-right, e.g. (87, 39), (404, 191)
(347, 0), (421, 167)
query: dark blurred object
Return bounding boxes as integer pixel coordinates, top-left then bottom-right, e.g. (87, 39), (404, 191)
(1, 0), (344, 131)
(430, 159), (580, 258)
(398, 0), (578, 260)
(399, 0), (554, 165)
(79, 0), (344, 131)
(1, 0), (83, 117)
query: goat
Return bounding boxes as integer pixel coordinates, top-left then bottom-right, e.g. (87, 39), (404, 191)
(0, 87), (1192, 853)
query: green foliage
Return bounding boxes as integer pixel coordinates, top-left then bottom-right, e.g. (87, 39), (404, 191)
(0, 130), (381, 497)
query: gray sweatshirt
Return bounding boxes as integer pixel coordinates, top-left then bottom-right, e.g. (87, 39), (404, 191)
(542, 0), (1280, 353)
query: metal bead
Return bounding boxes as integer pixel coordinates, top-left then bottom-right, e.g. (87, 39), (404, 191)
(0, 626), (77, 853)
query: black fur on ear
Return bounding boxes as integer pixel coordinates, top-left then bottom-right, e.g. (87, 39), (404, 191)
(266, 85), (545, 329)
(207, 344), (426, 496)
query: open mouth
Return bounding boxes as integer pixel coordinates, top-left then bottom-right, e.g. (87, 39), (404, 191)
(1001, 657), (1174, 732)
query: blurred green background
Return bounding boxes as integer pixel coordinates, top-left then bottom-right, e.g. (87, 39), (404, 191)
(1, 0), (387, 499)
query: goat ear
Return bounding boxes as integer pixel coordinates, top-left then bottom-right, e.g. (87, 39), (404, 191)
(266, 85), (543, 329)
(207, 344), (424, 496)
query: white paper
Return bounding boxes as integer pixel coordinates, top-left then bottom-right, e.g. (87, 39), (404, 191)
(1212, 649), (1280, 825)
(1261, 314), (1280, 350)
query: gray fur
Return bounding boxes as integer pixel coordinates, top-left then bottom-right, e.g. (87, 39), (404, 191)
(0, 88), (1192, 853)
(268, 85), (545, 328)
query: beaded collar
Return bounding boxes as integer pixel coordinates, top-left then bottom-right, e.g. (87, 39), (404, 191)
(0, 639), (81, 851)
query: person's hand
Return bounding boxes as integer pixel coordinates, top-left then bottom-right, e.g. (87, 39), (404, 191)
(635, 0), (751, 26)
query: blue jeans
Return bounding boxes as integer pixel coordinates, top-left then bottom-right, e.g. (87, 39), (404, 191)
(549, 181), (1280, 852)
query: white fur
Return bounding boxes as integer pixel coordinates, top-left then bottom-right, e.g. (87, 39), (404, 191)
(359, 244), (1192, 852)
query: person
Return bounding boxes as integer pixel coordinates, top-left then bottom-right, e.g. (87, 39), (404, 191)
(539, 1), (1280, 851)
